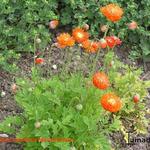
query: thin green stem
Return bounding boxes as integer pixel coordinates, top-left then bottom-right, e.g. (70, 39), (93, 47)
(91, 26), (109, 76)
(61, 47), (73, 77)
(104, 26), (109, 38)
(65, 47), (73, 74)
(33, 35), (38, 68)
(91, 48), (101, 75)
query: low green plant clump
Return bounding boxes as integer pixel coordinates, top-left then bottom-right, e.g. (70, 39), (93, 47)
(0, 51), (149, 150)
(0, 50), (20, 72)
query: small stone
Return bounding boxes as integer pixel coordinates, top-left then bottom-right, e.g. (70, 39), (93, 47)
(1, 91), (6, 97)
(52, 64), (57, 70)
(0, 134), (9, 138)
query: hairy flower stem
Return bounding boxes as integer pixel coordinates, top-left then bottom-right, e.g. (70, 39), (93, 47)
(33, 35), (37, 68)
(91, 49), (101, 75)
(91, 27), (109, 75)
(61, 47), (72, 77)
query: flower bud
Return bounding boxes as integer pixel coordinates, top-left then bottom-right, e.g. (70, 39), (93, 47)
(128, 21), (138, 30)
(133, 94), (140, 103)
(36, 38), (41, 44)
(76, 104), (83, 111)
(100, 25), (108, 32)
(34, 122), (41, 128)
(83, 24), (89, 31)
(49, 20), (59, 29)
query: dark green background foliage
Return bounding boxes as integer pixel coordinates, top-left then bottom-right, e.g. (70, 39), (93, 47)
(0, 0), (58, 51)
(0, 0), (149, 56)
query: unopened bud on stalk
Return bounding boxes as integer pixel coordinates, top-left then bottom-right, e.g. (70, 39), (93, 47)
(70, 146), (76, 150)
(100, 25), (108, 32)
(34, 122), (41, 129)
(127, 21), (138, 30)
(49, 20), (59, 29)
(133, 94), (140, 103)
(76, 104), (83, 111)
(36, 38), (41, 44)
(83, 24), (89, 31)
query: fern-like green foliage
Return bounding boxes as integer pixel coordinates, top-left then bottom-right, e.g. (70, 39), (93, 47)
(2, 73), (112, 150)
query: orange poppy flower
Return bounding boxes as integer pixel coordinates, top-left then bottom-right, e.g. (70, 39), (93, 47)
(100, 93), (122, 112)
(90, 42), (100, 52)
(81, 40), (91, 49)
(57, 33), (75, 48)
(72, 28), (89, 43)
(92, 72), (110, 90)
(81, 40), (100, 53)
(100, 4), (123, 22)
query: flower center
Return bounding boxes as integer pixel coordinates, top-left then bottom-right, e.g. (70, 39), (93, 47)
(77, 32), (84, 38)
(108, 98), (116, 105)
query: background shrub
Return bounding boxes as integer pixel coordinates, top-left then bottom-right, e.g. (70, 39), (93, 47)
(0, 0), (58, 52)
